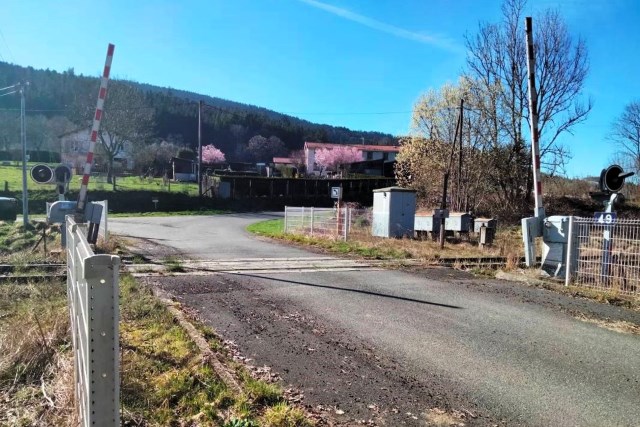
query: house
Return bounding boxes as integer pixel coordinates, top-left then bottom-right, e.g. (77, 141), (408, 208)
(303, 141), (400, 174)
(59, 129), (134, 173)
(272, 157), (297, 167)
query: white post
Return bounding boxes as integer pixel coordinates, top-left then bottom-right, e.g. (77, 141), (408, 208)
(103, 199), (109, 240)
(310, 207), (314, 237)
(344, 208), (351, 241)
(565, 216), (574, 286)
(284, 206), (288, 234)
(20, 84), (28, 227)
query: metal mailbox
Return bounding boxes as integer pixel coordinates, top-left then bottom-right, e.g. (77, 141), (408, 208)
(445, 212), (474, 233)
(474, 217), (497, 233)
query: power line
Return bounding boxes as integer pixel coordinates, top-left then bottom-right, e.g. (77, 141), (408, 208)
(0, 83), (19, 92)
(0, 27), (15, 63)
(0, 90), (17, 97)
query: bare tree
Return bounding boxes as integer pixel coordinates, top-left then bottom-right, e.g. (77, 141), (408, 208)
(406, 79), (492, 212)
(75, 82), (154, 188)
(246, 135), (286, 163)
(609, 101), (640, 175)
(465, 0), (591, 207)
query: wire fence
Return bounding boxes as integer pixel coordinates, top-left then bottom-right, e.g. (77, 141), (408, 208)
(284, 206), (371, 240)
(569, 217), (640, 296)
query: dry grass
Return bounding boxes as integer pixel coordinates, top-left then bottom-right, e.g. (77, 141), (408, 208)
(425, 407), (466, 426)
(574, 315), (640, 335)
(250, 219), (525, 264)
(0, 281), (72, 426)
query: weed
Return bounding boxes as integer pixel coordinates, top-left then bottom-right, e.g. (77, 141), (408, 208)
(238, 369), (282, 406)
(164, 256), (186, 273)
(224, 417), (259, 427)
(262, 402), (314, 427)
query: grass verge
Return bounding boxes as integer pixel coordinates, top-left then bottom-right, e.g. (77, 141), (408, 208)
(1, 271), (315, 426)
(247, 218), (524, 261)
(120, 275), (315, 426)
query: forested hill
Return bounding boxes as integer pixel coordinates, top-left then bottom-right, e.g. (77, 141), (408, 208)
(0, 61), (397, 159)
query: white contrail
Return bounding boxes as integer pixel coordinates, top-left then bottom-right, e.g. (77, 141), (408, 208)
(298, 0), (459, 51)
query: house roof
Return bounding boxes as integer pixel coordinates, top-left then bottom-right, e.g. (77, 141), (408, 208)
(304, 141), (400, 153)
(273, 157), (297, 164)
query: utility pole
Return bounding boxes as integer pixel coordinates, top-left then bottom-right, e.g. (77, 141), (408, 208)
(20, 82), (28, 227)
(525, 17), (544, 219)
(198, 100), (203, 197)
(439, 99), (464, 249)
(457, 98), (464, 212)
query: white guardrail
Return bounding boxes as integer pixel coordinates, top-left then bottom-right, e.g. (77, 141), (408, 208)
(66, 216), (120, 426)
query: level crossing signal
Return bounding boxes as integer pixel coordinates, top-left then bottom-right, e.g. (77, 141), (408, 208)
(599, 165), (634, 193)
(54, 165), (72, 196)
(30, 164), (54, 184)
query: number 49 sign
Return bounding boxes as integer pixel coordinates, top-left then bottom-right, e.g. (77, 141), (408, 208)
(594, 212), (617, 224)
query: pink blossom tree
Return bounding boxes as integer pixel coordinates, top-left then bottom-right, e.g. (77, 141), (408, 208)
(201, 144), (226, 164)
(314, 146), (363, 172)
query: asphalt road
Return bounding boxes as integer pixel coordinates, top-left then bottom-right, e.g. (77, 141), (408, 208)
(111, 214), (640, 426)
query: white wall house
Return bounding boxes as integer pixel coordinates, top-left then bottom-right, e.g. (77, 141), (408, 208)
(303, 141), (400, 174)
(59, 129), (135, 173)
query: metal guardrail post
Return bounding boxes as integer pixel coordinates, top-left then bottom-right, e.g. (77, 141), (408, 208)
(66, 216), (120, 427)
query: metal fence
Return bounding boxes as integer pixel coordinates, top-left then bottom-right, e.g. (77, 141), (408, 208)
(284, 206), (371, 240)
(66, 216), (120, 426)
(567, 216), (640, 296)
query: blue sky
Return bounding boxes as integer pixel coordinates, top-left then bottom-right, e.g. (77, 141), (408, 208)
(0, 0), (638, 177)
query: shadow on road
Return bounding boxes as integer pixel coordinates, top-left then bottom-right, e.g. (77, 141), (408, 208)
(228, 272), (464, 309)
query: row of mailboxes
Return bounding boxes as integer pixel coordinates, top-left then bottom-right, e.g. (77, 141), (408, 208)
(414, 212), (497, 243)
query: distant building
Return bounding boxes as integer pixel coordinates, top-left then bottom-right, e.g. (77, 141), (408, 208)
(272, 157), (297, 166)
(303, 141), (400, 174)
(59, 129), (134, 173)
(170, 157), (196, 181)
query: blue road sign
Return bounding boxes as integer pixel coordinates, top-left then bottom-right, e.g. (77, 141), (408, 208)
(594, 212), (617, 224)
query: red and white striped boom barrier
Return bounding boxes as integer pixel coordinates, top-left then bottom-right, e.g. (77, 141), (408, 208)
(76, 43), (115, 214)
(525, 17), (545, 219)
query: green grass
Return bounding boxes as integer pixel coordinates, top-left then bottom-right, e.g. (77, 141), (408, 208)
(247, 218), (412, 260)
(0, 220), (61, 261)
(0, 163), (198, 195)
(163, 256), (187, 273)
(262, 402), (313, 427)
(246, 218), (285, 236)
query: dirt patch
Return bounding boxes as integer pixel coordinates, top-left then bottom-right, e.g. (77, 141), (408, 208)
(120, 236), (188, 262)
(141, 274), (502, 427)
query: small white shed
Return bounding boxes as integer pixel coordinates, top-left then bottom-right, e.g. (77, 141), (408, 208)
(372, 187), (416, 238)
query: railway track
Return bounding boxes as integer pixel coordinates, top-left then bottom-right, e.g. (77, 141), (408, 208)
(0, 256), (539, 283)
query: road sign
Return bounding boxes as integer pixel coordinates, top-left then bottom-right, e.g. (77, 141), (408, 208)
(594, 212), (617, 224)
(331, 187), (342, 199)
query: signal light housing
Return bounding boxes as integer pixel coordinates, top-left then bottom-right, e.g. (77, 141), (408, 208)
(599, 164), (634, 193)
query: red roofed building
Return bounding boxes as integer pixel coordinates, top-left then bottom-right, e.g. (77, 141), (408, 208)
(303, 141), (400, 174)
